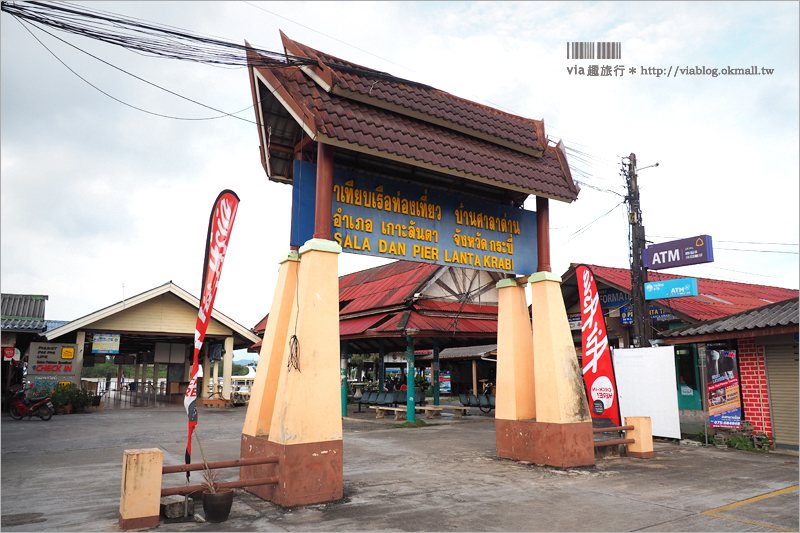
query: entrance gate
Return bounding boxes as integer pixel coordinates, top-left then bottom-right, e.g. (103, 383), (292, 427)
(239, 33), (591, 507)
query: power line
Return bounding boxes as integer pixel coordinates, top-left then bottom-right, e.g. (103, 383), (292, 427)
(710, 267), (778, 279)
(15, 16), (260, 124)
(13, 17), (234, 122)
(649, 235), (798, 247)
(715, 247), (798, 255)
(1, 0), (316, 68)
(242, 1), (414, 75)
(563, 200), (625, 243)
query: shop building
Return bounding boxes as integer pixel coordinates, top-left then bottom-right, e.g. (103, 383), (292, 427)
(559, 263), (797, 435)
(1, 294), (49, 408)
(662, 298), (799, 450)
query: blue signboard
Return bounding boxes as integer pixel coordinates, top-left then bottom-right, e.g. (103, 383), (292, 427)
(291, 160), (538, 274)
(91, 333), (120, 354)
(598, 288), (630, 309)
(646, 235), (714, 270)
(620, 305), (678, 324)
(644, 278), (698, 300)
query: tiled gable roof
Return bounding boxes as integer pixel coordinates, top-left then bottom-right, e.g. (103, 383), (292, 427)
(248, 34), (579, 202)
(283, 33), (546, 156)
(567, 264), (799, 322)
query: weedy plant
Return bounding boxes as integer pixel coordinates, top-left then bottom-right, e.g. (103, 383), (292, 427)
(201, 465), (220, 494)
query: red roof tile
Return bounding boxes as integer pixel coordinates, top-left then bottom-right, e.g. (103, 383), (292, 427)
(283, 35), (547, 156)
(570, 264), (799, 322)
(250, 37), (579, 202)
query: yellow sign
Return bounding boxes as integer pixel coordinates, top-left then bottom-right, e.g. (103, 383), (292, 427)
(61, 347), (75, 360)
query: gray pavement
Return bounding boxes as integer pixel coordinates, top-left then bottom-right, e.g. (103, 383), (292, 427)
(1, 403), (797, 532)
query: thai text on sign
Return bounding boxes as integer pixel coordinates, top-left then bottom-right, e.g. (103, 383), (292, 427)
(292, 160), (538, 274)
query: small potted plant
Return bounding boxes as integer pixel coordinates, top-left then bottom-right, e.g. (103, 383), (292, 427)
(201, 465), (233, 522)
(51, 384), (68, 415)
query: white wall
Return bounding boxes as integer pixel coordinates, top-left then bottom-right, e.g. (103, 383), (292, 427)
(613, 347), (681, 439)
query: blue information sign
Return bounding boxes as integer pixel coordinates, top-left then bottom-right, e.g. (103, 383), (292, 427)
(620, 305), (678, 324)
(644, 278), (698, 300)
(291, 160), (538, 274)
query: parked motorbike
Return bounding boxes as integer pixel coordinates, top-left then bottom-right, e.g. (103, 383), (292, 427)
(9, 388), (54, 421)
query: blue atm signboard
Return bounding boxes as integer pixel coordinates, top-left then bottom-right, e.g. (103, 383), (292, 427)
(292, 160), (538, 274)
(645, 235), (714, 270)
(644, 278), (698, 300)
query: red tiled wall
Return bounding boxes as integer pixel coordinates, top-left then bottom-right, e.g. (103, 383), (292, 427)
(737, 339), (773, 437)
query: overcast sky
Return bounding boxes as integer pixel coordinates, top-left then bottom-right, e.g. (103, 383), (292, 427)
(2, 2), (798, 360)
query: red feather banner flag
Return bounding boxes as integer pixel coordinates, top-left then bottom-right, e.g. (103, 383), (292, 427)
(185, 190), (240, 478)
(576, 264), (621, 427)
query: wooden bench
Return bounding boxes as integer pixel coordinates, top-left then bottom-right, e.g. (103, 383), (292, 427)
(370, 406), (444, 420)
(415, 406), (443, 419)
(437, 406), (472, 418)
(370, 406), (407, 420)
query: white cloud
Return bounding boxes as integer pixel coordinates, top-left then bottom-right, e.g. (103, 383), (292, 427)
(1, 1), (797, 332)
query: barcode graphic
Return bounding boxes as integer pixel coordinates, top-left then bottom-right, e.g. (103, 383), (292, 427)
(567, 42), (622, 60)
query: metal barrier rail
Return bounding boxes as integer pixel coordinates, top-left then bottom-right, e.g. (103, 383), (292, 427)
(160, 456), (279, 497)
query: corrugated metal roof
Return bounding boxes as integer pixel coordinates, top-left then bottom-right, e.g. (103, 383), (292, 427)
(1, 293), (48, 332)
(415, 300), (499, 315)
(253, 314), (269, 334)
(567, 264), (799, 322)
(372, 311), (497, 335)
(663, 298), (799, 339)
(339, 314), (388, 336)
(339, 261), (437, 315)
(249, 36), (579, 202)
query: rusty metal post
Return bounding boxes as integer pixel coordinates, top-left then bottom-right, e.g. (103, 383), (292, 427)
(314, 143), (334, 240)
(536, 196), (551, 273)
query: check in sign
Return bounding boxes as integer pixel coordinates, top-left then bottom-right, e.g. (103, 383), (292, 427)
(645, 278), (698, 300)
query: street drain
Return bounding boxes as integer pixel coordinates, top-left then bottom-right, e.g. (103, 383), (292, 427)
(1, 513), (47, 527)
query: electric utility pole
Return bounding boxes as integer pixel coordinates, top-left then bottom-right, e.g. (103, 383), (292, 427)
(625, 153), (649, 348)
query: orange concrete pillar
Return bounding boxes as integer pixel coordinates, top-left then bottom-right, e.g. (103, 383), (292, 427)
(495, 278), (536, 421)
(119, 448), (163, 530)
(242, 252), (299, 438)
(240, 252), (300, 496)
(625, 416), (654, 458)
(495, 278), (540, 461)
(244, 239), (343, 507)
(527, 272), (594, 467)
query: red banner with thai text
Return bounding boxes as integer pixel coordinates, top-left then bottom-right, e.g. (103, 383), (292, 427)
(185, 190), (239, 477)
(576, 264), (621, 427)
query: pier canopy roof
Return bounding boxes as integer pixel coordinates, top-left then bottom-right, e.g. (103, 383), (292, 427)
(45, 282), (260, 353)
(246, 32), (579, 205)
(250, 262), (500, 355)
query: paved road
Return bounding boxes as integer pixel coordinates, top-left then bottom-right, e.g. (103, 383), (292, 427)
(1, 404), (797, 532)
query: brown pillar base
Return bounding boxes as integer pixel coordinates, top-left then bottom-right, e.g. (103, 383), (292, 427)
(496, 419), (595, 467)
(627, 450), (655, 459)
(118, 513), (159, 531)
(240, 434), (343, 507)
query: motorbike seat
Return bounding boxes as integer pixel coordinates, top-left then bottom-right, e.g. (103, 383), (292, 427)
(27, 396), (48, 403)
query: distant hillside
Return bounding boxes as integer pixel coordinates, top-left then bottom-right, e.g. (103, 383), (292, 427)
(234, 358), (257, 366)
